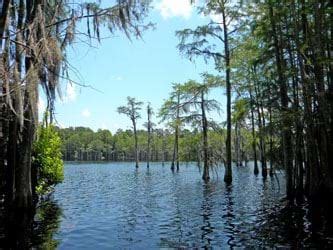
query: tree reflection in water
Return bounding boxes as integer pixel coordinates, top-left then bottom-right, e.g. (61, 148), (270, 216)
(223, 185), (236, 248)
(2, 163), (332, 248)
(0, 198), (62, 249)
(255, 193), (333, 248)
(201, 182), (214, 247)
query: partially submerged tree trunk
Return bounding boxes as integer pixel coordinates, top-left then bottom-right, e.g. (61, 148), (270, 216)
(255, 83), (267, 179)
(269, 4), (294, 199)
(234, 121), (240, 167)
(133, 119), (139, 168)
(222, 4), (232, 184)
(117, 97), (143, 168)
(162, 131), (166, 166)
(249, 87), (259, 175)
(201, 91), (210, 181)
(146, 104), (152, 168)
(312, 0), (333, 194)
(171, 92), (180, 171)
(268, 100), (274, 177)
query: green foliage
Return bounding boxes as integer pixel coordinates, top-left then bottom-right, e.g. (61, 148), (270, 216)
(117, 96), (143, 122)
(33, 200), (62, 249)
(33, 123), (64, 195)
(57, 125), (238, 164)
(232, 98), (249, 123)
(179, 130), (201, 162)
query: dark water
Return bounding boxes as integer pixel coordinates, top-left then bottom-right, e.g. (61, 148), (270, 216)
(2, 162), (333, 249)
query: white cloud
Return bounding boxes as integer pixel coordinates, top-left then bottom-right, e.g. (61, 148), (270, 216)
(81, 109), (91, 118)
(62, 82), (77, 103)
(115, 76), (123, 81)
(155, 0), (195, 19)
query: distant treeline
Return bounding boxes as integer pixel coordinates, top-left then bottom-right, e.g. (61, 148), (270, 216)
(56, 126), (254, 164)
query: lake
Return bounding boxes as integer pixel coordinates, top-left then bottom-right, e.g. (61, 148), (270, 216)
(3, 162), (333, 248)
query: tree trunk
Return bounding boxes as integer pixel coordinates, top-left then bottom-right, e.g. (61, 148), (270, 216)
(133, 120), (139, 168)
(259, 98), (267, 178)
(171, 93), (180, 171)
(147, 107), (151, 168)
(268, 101), (274, 177)
(249, 87), (259, 175)
(6, 111), (17, 208)
(235, 121), (240, 167)
(0, 97), (7, 200)
(201, 91), (209, 181)
(0, 0), (10, 48)
(253, 71), (267, 179)
(15, 110), (34, 210)
(312, 0), (333, 193)
(269, 3), (294, 200)
(286, 19), (304, 197)
(162, 131), (166, 166)
(222, 5), (232, 184)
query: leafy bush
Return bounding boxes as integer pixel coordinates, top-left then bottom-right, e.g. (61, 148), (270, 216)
(33, 123), (64, 195)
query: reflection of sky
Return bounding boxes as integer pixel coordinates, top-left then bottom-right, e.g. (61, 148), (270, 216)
(51, 162), (291, 249)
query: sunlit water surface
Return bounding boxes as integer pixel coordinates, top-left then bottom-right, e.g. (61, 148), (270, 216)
(11, 162), (333, 249)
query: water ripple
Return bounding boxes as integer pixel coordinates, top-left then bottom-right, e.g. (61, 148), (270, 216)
(44, 162), (333, 249)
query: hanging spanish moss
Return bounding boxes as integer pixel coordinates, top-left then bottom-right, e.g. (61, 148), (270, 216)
(0, 0), (151, 217)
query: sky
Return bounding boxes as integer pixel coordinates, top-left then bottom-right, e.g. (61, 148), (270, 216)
(40, 0), (227, 133)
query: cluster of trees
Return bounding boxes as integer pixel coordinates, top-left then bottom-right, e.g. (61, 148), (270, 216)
(58, 126), (188, 162)
(158, 78), (223, 180)
(116, 88), (253, 183)
(0, 0), (150, 215)
(0, 0), (331, 224)
(57, 125), (253, 166)
(173, 0), (332, 201)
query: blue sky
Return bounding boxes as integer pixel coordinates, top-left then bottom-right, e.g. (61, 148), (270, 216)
(40, 0), (226, 133)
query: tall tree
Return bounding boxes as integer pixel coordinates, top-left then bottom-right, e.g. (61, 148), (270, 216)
(0, 0), (148, 211)
(232, 98), (248, 167)
(117, 97), (143, 168)
(145, 103), (154, 168)
(268, 1), (293, 198)
(176, 0), (242, 184)
(159, 85), (182, 171)
(0, 0), (151, 211)
(236, 0), (333, 200)
(178, 76), (221, 181)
